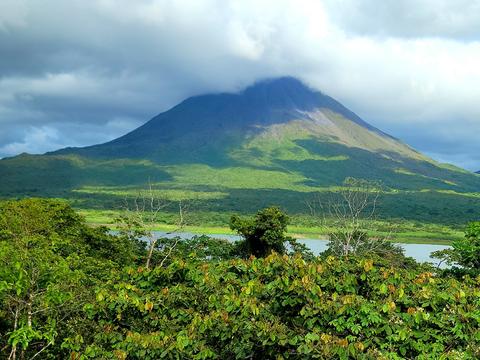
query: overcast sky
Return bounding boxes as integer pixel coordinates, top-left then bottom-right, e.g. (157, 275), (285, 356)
(1, 0), (479, 170)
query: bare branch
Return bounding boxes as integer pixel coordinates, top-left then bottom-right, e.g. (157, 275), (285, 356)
(307, 178), (393, 257)
(30, 341), (53, 360)
(119, 182), (192, 269)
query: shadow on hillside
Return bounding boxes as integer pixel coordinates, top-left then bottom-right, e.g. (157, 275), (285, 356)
(276, 140), (480, 193)
(0, 154), (173, 196)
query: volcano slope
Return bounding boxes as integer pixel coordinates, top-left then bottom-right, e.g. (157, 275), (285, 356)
(1, 77), (479, 225)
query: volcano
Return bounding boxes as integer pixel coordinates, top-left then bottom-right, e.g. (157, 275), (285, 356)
(1, 77), (479, 222)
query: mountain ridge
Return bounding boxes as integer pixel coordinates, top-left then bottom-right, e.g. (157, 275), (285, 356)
(55, 77), (393, 154)
(51, 77), (419, 164)
(1, 76), (479, 223)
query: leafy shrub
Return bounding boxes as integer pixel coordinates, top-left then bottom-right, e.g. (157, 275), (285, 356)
(457, 222), (480, 270)
(434, 221), (480, 275)
(75, 254), (480, 359)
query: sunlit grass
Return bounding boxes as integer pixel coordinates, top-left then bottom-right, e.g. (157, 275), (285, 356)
(162, 164), (317, 192)
(74, 186), (228, 201)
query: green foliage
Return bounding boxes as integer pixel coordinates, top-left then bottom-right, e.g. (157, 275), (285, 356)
(74, 255), (480, 359)
(0, 199), (83, 358)
(150, 235), (239, 266)
(326, 230), (410, 267)
(230, 207), (312, 259)
(460, 222), (480, 270)
(1, 199), (480, 359)
(230, 206), (290, 257)
(172, 235), (239, 261)
(0, 198), (138, 358)
(434, 221), (480, 275)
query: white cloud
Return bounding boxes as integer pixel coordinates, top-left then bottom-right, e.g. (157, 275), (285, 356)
(0, 126), (61, 157)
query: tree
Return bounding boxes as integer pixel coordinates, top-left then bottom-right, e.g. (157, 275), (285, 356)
(0, 198), (137, 359)
(230, 206), (312, 258)
(0, 199), (88, 359)
(308, 178), (403, 259)
(462, 221), (480, 269)
(433, 221), (480, 274)
(153, 235), (239, 263)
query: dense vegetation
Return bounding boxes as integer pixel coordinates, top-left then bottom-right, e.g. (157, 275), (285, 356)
(2, 150), (480, 228)
(1, 199), (479, 359)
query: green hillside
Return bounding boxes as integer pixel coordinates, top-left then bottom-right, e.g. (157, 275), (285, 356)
(1, 77), (479, 225)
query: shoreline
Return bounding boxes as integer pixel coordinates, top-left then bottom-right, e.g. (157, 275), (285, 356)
(88, 222), (455, 245)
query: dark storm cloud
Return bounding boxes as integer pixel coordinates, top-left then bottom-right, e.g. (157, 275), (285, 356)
(0, 0), (479, 171)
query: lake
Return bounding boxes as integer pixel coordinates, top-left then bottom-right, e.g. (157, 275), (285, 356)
(152, 231), (451, 266)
